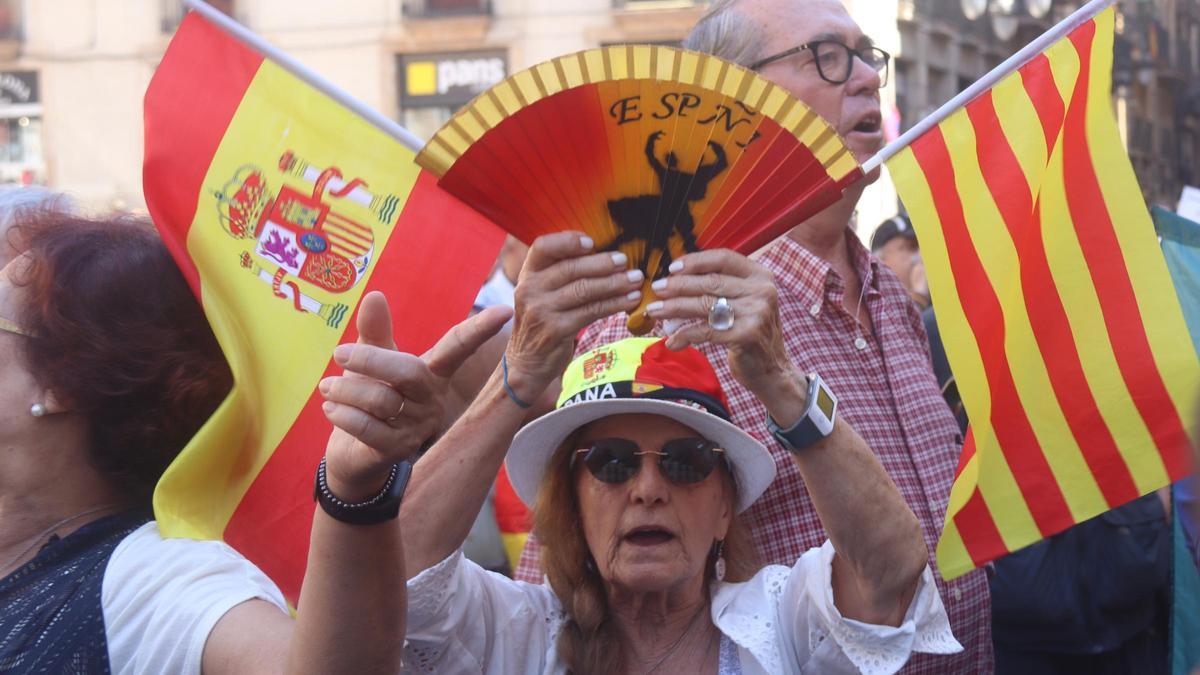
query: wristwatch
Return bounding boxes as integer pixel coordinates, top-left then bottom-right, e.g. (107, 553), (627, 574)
(313, 457), (412, 525)
(766, 373), (838, 454)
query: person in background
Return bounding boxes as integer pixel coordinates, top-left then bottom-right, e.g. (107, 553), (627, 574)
(473, 234), (530, 314)
(509, 1), (994, 671)
(467, 233), (535, 574)
(871, 213), (929, 310)
(988, 494), (1170, 675)
(920, 305), (967, 433)
(0, 203), (502, 673)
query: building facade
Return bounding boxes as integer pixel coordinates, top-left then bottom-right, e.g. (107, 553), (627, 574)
(895, 0), (1200, 209)
(6, 0), (1194, 220)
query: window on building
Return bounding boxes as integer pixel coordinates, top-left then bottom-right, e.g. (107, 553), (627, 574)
(0, 116), (39, 164)
(0, 70), (44, 185)
(163, 0), (235, 33)
(0, 0), (22, 41)
(614, 0), (705, 7)
(613, 0), (702, 7)
(403, 0), (490, 17)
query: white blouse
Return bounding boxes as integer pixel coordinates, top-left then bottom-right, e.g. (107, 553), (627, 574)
(403, 541), (962, 674)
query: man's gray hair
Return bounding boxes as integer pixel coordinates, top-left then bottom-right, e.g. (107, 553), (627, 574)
(682, 0), (764, 68)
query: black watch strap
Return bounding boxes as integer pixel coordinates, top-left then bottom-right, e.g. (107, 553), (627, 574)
(313, 457), (412, 525)
(768, 410), (826, 454)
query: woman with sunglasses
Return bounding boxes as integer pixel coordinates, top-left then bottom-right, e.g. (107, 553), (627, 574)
(325, 231), (962, 673)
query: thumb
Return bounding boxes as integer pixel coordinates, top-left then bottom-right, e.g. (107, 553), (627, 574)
(355, 291), (397, 350)
(423, 305), (513, 379)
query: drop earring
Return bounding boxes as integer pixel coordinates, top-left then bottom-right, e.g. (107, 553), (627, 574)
(713, 538), (726, 582)
(30, 403), (46, 417)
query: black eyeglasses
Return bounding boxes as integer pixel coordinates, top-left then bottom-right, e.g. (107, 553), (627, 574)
(572, 437), (726, 485)
(750, 41), (890, 87)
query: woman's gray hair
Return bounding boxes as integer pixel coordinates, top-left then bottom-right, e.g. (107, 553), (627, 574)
(682, 0), (764, 68)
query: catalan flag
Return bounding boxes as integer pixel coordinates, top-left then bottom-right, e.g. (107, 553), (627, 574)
(887, 7), (1199, 579)
(143, 11), (503, 602)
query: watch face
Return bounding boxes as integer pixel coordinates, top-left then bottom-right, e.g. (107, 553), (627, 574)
(815, 386), (836, 419)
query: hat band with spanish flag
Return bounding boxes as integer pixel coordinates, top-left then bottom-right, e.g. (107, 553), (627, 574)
(507, 337), (776, 514)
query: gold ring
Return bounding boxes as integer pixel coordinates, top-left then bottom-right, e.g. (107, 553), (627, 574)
(386, 397), (406, 424)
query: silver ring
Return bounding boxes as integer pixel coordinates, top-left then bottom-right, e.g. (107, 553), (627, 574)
(708, 296), (735, 331)
(386, 397), (406, 426)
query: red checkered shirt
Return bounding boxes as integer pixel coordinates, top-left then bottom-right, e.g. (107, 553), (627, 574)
(514, 232), (993, 673)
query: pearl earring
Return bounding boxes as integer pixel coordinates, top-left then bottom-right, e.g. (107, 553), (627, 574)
(30, 403), (46, 417)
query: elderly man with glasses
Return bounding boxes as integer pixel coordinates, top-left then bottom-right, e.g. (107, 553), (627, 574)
(512, 0), (993, 672)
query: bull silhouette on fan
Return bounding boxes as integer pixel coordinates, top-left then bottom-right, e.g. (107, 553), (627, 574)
(603, 131), (728, 279)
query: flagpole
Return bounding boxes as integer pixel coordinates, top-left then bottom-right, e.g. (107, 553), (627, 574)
(181, 0), (425, 153)
(862, 0), (1114, 174)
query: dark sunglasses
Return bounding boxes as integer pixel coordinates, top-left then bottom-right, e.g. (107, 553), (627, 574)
(572, 437), (726, 485)
(749, 40), (890, 87)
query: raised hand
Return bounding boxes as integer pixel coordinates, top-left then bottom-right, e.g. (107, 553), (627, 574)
(643, 249), (806, 418)
(502, 231), (644, 402)
(320, 291), (512, 500)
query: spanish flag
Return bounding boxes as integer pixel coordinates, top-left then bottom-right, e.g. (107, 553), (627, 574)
(143, 12), (503, 602)
(888, 7), (1199, 579)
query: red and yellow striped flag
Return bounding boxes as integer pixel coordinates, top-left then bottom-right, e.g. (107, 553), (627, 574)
(888, 7), (1199, 580)
(143, 13), (503, 602)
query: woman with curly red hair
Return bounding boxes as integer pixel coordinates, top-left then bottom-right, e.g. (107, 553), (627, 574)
(0, 201), (501, 673)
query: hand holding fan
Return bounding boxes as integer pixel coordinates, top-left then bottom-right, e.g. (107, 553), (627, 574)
(417, 45), (864, 334)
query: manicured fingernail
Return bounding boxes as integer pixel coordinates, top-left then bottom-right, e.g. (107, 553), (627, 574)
(318, 378), (332, 394)
(626, 289), (642, 301)
(611, 252), (627, 267)
(626, 269), (644, 283)
(580, 235), (594, 250)
(651, 278), (668, 292)
(322, 401), (336, 414)
(334, 344), (352, 364)
(662, 318), (684, 335)
(668, 260), (684, 273)
(646, 300), (664, 314)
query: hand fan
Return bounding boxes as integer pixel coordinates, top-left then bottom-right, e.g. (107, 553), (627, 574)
(417, 45), (864, 334)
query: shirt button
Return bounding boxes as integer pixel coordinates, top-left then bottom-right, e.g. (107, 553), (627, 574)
(953, 587), (963, 601)
(809, 304), (820, 317)
(854, 337), (867, 350)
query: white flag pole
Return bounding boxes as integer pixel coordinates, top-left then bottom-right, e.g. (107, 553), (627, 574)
(181, 0), (425, 153)
(862, 0), (1115, 174)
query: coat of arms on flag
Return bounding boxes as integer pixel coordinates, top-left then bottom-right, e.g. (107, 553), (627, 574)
(583, 350), (615, 380)
(212, 152), (402, 328)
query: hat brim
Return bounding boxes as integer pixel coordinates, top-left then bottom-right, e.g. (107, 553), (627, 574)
(506, 399), (777, 514)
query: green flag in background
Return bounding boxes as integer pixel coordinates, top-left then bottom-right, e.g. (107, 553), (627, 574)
(1153, 206), (1200, 675)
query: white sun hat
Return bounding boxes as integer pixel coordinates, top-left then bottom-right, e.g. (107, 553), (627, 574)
(505, 337), (777, 514)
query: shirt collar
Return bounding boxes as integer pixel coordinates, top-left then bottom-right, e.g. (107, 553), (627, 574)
(758, 229), (882, 309)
